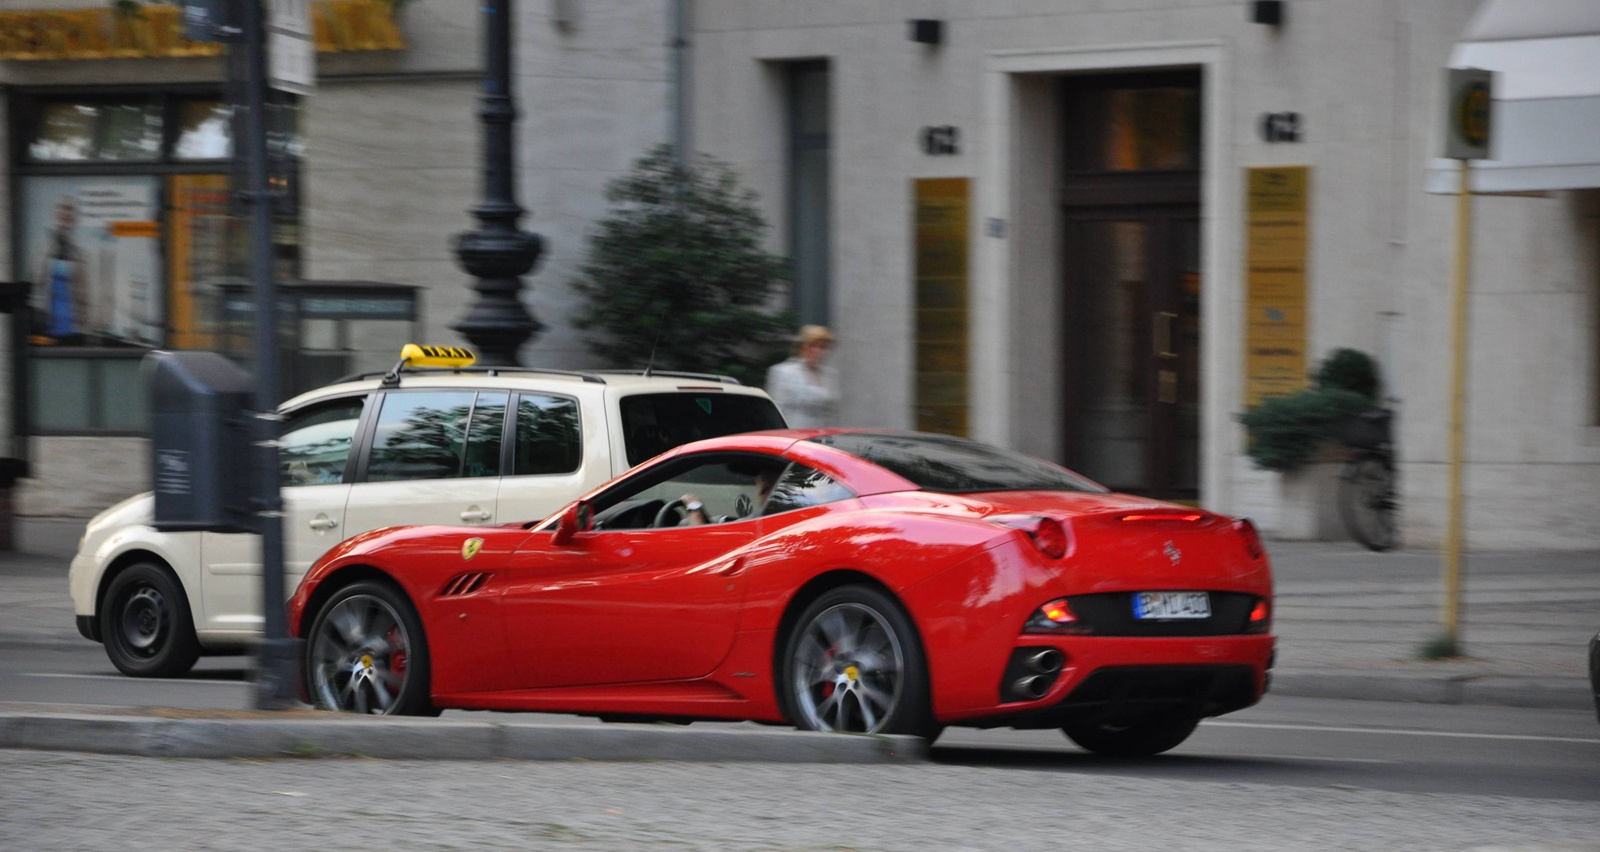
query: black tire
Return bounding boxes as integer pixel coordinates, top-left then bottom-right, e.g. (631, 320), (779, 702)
(1339, 454), (1398, 552)
(303, 580), (436, 716)
(780, 584), (937, 739)
(100, 561), (201, 678)
(1061, 713), (1200, 757)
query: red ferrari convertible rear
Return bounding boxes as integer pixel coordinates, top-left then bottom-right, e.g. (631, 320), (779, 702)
(289, 429), (1274, 755)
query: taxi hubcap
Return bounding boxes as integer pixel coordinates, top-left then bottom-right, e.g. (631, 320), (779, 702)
(792, 603), (905, 734)
(120, 586), (167, 657)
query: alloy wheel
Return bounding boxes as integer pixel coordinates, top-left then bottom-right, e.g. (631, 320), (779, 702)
(309, 593), (412, 715)
(791, 602), (905, 733)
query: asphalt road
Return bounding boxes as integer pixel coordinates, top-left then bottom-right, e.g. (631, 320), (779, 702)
(4, 641), (1597, 804)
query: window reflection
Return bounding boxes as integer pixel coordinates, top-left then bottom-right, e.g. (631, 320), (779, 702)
(29, 102), (162, 162)
(175, 101), (233, 160)
(367, 392), (478, 483)
(1069, 85), (1200, 173)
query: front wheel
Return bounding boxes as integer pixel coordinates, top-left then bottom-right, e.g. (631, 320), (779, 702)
(101, 562), (201, 678)
(781, 584), (936, 738)
(304, 581), (435, 716)
(1062, 713), (1199, 756)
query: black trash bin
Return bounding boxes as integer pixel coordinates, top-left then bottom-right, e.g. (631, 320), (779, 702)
(146, 351), (256, 532)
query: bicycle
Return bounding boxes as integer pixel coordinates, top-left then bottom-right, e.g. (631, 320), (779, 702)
(1335, 406), (1398, 552)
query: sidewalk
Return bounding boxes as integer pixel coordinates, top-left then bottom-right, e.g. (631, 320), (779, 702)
(2, 543), (1595, 711)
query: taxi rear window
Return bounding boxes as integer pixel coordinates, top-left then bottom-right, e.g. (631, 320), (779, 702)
(620, 393), (786, 467)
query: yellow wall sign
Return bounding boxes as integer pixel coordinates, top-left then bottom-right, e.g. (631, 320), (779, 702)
(1244, 166), (1310, 408)
(913, 178), (971, 437)
(0, 0), (404, 61)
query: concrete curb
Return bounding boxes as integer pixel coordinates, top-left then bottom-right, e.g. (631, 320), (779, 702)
(0, 711), (929, 763)
(1270, 670), (1595, 711)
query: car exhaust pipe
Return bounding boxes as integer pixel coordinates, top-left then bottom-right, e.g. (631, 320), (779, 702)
(1013, 674), (1052, 700)
(1023, 649), (1064, 674)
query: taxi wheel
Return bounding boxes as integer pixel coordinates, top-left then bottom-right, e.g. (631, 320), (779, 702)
(305, 580), (437, 716)
(1061, 713), (1200, 757)
(782, 584), (936, 739)
(101, 562), (201, 678)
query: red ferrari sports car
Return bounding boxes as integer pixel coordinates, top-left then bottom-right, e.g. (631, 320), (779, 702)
(289, 429), (1275, 755)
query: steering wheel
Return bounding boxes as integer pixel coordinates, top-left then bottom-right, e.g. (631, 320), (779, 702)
(653, 498), (689, 528)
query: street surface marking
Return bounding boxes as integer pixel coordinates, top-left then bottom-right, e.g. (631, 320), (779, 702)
(1205, 720), (1600, 745)
(1225, 752), (1399, 764)
(19, 672), (248, 686)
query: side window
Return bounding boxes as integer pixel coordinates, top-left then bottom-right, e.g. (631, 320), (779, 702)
(760, 463), (854, 516)
(280, 396), (367, 487)
(365, 391), (477, 483)
(513, 393), (581, 475)
(462, 392), (508, 478)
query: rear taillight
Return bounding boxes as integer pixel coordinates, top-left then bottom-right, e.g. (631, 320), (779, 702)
(990, 515), (1069, 559)
(1246, 597), (1271, 633)
(1233, 517), (1265, 560)
(1025, 597), (1080, 632)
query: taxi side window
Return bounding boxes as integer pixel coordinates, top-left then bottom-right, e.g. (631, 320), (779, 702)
(366, 390), (499, 482)
(280, 396), (366, 487)
(760, 463), (854, 516)
(512, 393), (581, 475)
(462, 392), (509, 478)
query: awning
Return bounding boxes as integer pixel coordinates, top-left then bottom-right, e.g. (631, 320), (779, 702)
(1426, 0), (1600, 193)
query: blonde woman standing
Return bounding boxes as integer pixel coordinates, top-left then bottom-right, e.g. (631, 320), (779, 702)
(765, 325), (839, 428)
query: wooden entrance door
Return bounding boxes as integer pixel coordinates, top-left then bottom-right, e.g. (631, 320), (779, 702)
(1058, 71), (1201, 500)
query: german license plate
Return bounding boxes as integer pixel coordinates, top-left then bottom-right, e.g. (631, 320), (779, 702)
(1133, 591), (1210, 620)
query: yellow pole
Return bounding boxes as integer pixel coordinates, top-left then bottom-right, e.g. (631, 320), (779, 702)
(1442, 158), (1471, 652)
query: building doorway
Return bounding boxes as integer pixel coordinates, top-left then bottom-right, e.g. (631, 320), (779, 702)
(1059, 71), (1202, 500)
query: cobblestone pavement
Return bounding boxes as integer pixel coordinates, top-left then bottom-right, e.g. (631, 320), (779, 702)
(4, 751), (1598, 852)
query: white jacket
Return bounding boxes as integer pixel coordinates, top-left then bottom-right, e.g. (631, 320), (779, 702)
(766, 357), (839, 429)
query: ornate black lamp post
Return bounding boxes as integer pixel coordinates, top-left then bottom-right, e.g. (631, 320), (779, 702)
(453, 0), (544, 365)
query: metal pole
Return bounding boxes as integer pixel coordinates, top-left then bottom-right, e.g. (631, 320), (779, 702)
(453, 0), (544, 366)
(669, 0), (690, 169)
(242, 0), (295, 708)
(1442, 158), (1471, 654)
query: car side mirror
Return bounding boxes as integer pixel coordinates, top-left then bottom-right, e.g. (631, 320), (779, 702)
(552, 500), (592, 545)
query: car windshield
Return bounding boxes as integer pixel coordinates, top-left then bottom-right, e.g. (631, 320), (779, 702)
(808, 431), (1105, 494)
(619, 392), (787, 467)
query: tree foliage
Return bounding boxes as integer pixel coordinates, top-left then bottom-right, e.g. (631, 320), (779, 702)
(570, 145), (791, 386)
(1238, 349), (1384, 472)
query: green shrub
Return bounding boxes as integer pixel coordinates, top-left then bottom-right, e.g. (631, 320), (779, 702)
(571, 145), (791, 386)
(1314, 347), (1380, 401)
(1238, 349), (1383, 472)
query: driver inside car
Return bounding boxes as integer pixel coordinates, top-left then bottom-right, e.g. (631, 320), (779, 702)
(679, 467), (779, 526)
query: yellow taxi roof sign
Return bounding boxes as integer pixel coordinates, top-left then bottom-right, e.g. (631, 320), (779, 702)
(401, 344), (476, 368)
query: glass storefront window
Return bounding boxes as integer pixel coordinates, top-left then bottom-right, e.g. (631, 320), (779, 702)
(28, 103), (97, 161)
(28, 102), (161, 162)
(175, 101), (233, 160)
(98, 103), (163, 160)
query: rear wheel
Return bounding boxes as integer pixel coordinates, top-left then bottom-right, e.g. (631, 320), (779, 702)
(101, 562), (200, 678)
(304, 581), (435, 716)
(781, 584), (936, 738)
(1061, 713), (1199, 756)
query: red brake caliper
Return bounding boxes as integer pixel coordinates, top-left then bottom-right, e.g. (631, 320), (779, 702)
(387, 627), (406, 677)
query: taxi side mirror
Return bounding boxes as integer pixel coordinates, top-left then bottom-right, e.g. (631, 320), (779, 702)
(552, 500), (592, 545)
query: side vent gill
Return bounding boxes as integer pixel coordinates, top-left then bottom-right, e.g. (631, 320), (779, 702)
(440, 572), (492, 598)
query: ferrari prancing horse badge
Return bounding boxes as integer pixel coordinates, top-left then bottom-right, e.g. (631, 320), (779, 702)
(462, 537), (483, 561)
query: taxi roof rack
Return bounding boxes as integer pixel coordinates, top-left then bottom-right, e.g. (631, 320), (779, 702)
(337, 365), (743, 387)
(338, 365), (610, 386)
(606, 369), (742, 385)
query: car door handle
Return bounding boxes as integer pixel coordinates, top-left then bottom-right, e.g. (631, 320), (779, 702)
(460, 509), (492, 522)
(712, 556), (747, 577)
(308, 516), (338, 531)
